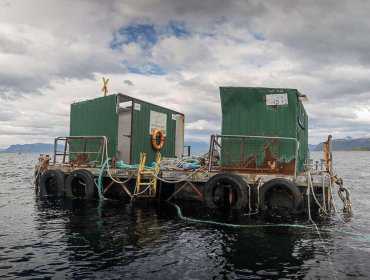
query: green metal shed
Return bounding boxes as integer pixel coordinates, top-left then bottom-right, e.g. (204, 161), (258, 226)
(219, 87), (308, 174)
(70, 94), (184, 164)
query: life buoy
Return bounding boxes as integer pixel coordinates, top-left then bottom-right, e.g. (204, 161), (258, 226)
(152, 128), (165, 150)
(204, 173), (248, 210)
(65, 169), (95, 199)
(259, 178), (303, 213)
(39, 169), (65, 197)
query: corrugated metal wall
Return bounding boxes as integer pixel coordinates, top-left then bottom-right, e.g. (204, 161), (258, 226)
(131, 100), (178, 164)
(70, 94), (182, 165)
(70, 95), (118, 159)
(220, 87), (308, 172)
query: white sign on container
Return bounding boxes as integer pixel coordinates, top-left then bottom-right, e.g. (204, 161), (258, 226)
(266, 94), (288, 106)
(134, 103), (141, 111)
(149, 110), (167, 136)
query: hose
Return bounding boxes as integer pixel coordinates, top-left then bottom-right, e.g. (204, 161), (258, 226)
(171, 202), (311, 229)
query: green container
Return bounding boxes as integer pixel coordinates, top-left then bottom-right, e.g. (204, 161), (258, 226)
(220, 87), (308, 173)
(70, 94), (184, 164)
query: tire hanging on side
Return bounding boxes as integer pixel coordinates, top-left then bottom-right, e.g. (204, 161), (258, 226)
(39, 169), (65, 197)
(204, 173), (248, 210)
(65, 169), (95, 199)
(259, 178), (303, 213)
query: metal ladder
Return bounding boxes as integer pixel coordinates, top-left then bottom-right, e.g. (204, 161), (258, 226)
(135, 152), (161, 198)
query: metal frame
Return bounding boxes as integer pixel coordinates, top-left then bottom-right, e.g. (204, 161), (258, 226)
(208, 134), (300, 179)
(53, 136), (108, 165)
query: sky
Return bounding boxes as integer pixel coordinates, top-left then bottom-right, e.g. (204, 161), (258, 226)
(1, 0), (370, 149)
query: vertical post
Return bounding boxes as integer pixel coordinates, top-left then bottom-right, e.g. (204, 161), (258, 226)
(208, 135), (216, 173)
(294, 140), (300, 180)
(328, 135), (333, 177)
(62, 137), (68, 164)
(53, 138), (58, 164)
(323, 135), (333, 212)
(102, 137), (107, 166)
(323, 135), (333, 176)
(241, 139), (245, 164)
(183, 145), (191, 156)
(83, 137), (87, 153)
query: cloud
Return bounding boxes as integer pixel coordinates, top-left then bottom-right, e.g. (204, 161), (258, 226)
(1, 0), (370, 148)
(124, 80), (134, 86)
(0, 2), (124, 99)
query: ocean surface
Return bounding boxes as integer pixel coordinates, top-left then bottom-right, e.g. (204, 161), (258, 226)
(0, 151), (370, 279)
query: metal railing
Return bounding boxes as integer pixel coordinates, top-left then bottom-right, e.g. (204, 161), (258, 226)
(53, 136), (108, 165)
(208, 134), (300, 178)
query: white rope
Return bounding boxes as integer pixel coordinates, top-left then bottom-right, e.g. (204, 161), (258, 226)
(307, 172), (329, 215)
(107, 167), (138, 185)
(33, 157), (47, 187)
(242, 178), (263, 216)
(142, 165), (208, 184)
(307, 181), (337, 280)
(247, 183), (252, 212)
(133, 184), (152, 196)
(254, 178), (263, 214)
(322, 172), (329, 212)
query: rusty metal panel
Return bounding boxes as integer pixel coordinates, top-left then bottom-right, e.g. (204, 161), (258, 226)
(70, 95), (118, 160)
(220, 87), (308, 172)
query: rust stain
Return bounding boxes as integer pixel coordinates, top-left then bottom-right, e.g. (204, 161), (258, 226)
(276, 159), (296, 175)
(260, 144), (277, 171)
(220, 155), (295, 176)
(70, 153), (89, 164)
(218, 137), (296, 175)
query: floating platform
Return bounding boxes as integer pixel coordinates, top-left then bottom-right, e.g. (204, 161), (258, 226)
(34, 135), (341, 216)
(34, 87), (352, 216)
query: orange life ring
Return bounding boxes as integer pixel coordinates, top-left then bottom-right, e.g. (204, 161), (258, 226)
(152, 128), (165, 150)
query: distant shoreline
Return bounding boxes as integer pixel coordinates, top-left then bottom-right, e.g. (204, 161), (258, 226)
(344, 147), (370, 151)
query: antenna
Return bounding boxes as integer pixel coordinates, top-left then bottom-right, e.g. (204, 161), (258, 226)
(102, 77), (109, 96)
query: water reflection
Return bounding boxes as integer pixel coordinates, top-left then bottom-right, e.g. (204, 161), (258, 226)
(2, 153), (369, 279)
(32, 198), (340, 279)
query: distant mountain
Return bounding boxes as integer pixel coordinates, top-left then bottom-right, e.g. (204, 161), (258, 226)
(308, 144), (317, 151)
(310, 137), (370, 151)
(185, 141), (209, 156)
(3, 143), (61, 153)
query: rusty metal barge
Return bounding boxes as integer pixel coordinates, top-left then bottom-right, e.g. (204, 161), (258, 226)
(34, 87), (352, 216)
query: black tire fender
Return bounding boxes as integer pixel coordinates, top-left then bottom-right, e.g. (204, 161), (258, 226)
(204, 173), (248, 210)
(259, 178), (303, 212)
(65, 169), (96, 199)
(39, 169), (65, 197)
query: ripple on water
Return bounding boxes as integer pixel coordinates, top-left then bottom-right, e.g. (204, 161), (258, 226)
(1, 152), (370, 279)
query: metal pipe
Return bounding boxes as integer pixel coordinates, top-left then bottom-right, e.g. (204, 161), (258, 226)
(53, 138), (58, 164)
(54, 136), (108, 165)
(208, 134), (215, 173)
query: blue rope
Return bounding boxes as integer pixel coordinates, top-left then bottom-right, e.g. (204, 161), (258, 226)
(171, 202), (311, 229)
(171, 202), (370, 242)
(97, 158), (110, 200)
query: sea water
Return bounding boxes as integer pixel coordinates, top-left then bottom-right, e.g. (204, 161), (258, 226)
(0, 151), (369, 279)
